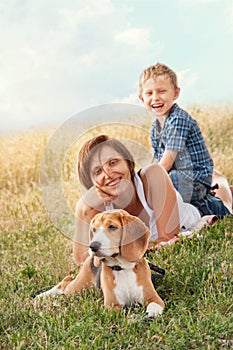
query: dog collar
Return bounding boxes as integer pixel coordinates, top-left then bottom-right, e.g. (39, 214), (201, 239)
(110, 265), (124, 271)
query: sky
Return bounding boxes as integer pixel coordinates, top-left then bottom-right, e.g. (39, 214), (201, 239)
(0, 0), (233, 134)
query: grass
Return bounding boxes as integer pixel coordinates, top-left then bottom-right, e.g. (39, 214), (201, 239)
(0, 104), (233, 349)
(1, 218), (232, 349)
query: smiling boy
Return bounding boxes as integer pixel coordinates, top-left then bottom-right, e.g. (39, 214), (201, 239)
(139, 62), (214, 203)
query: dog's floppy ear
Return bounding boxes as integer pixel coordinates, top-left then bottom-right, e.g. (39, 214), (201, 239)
(89, 224), (94, 241)
(89, 213), (100, 241)
(120, 212), (151, 262)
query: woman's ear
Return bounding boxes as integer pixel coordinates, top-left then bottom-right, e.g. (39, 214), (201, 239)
(120, 213), (151, 262)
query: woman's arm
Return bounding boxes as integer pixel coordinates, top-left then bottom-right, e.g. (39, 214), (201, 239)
(140, 163), (180, 243)
(73, 190), (101, 266)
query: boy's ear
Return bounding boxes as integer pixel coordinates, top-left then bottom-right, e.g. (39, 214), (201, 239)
(174, 87), (180, 100)
(138, 95), (144, 103)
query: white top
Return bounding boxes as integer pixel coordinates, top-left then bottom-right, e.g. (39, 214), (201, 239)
(134, 173), (201, 241)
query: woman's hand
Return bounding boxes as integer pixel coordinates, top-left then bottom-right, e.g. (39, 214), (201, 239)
(95, 184), (118, 204)
(95, 179), (135, 209)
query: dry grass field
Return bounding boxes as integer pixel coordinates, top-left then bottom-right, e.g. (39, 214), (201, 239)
(1, 104), (233, 349)
(1, 104), (233, 233)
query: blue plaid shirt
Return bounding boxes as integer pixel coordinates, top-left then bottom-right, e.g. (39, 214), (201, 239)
(150, 103), (213, 186)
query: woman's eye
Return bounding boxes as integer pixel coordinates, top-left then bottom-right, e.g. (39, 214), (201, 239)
(108, 225), (118, 231)
(109, 159), (118, 167)
(94, 168), (102, 176)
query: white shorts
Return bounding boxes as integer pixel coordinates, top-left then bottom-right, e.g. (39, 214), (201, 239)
(176, 191), (201, 230)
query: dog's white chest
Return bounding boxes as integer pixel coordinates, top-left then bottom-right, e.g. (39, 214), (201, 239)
(113, 269), (143, 306)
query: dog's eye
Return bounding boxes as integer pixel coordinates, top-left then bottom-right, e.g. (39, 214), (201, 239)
(92, 227), (96, 232)
(108, 225), (118, 231)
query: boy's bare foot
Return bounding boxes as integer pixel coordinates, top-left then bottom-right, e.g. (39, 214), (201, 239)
(230, 186), (233, 209)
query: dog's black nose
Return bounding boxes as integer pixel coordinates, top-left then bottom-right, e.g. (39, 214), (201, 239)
(89, 241), (101, 252)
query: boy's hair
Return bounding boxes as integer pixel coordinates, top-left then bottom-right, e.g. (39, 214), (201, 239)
(138, 62), (178, 97)
(78, 134), (135, 189)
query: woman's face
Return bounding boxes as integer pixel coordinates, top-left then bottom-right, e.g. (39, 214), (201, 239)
(90, 145), (131, 187)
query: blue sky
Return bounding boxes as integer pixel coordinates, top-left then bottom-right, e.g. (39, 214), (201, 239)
(1, 0), (232, 133)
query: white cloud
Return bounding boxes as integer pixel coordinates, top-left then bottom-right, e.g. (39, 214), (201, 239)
(179, 0), (221, 4)
(230, 3), (233, 32)
(115, 26), (151, 48)
(177, 68), (199, 88)
(1, 0), (231, 133)
(113, 92), (139, 105)
(0, 0), (159, 133)
(59, 0), (115, 26)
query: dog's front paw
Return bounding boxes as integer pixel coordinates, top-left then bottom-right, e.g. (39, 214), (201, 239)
(146, 302), (163, 318)
(35, 285), (65, 299)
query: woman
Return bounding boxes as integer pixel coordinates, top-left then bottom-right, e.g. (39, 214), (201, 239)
(73, 134), (204, 266)
(36, 134), (231, 298)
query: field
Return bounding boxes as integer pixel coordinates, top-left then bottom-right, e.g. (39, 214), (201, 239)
(0, 104), (233, 349)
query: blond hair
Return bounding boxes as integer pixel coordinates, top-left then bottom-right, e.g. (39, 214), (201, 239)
(138, 62), (178, 97)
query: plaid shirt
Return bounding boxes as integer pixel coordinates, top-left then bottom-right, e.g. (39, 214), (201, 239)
(150, 103), (213, 186)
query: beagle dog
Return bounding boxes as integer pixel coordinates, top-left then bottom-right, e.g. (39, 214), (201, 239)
(36, 209), (165, 318)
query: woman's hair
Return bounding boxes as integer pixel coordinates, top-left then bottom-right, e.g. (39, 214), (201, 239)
(78, 135), (135, 189)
